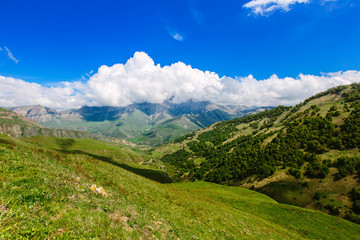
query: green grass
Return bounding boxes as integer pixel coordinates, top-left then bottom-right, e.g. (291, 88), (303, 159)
(22, 136), (144, 163)
(1, 134), (360, 239)
(0, 110), (37, 127)
(0, 107), (12, 113)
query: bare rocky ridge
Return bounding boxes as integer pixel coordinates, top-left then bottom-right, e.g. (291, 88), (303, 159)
(9, 105), (61, 122)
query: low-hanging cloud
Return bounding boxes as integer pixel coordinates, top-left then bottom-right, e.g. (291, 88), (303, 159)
(0, 76), (88, 109)
(243, 0), (310, 15)
(0, 51), (359, 109)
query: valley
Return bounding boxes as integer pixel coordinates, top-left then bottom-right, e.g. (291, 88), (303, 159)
(9, 101), (269, 146)
(1, 83), (360, 239)
(2, 2), (360, 239)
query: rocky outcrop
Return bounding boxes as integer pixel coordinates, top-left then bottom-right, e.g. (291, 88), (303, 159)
(0, 124), (23, 137)
(9, 105), (60, 122)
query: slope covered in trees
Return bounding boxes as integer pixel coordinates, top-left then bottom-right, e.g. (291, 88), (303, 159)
(157, 83), (360, 223)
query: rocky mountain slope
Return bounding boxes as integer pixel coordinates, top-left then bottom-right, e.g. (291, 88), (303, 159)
(154, 83), (360, 223)
(10, 101), (268, 145)
(0, 107), (95, 139)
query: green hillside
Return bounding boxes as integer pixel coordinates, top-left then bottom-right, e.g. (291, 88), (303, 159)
(41, 110), (158, 139)
(0, 107), (41, 128)
(1, 134), (359, 239)
(156, 83), (360, 223)
(129, 115), (201, 146)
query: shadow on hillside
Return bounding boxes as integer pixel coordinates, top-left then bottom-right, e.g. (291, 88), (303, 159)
(56, 138), (75, 151)
(56, 148), (174, 184)
(0, 138), (16, 146)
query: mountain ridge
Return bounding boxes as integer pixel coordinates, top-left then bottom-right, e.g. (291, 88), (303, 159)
(9, 101), (270, 145)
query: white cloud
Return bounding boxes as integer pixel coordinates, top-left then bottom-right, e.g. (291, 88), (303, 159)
(171, 32), (184, 41)
(0, 76), (88, 109)
(3, 46), (19, 64)
(87, 52), (221, 106)
(218, 71), (360, 106)
(243, 0), (310, 15)
(0, 51), (359, 109)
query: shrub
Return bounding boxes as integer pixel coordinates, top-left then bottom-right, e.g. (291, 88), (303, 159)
(288, 168), (302, 179)
(351, 187), (360, 207)
(326, 204), (340, 215)
(333, 157), (360, 179)
(353, 200), (360, 214)
(305, 159), (329, 179)
(345, 213), (360, 224)
(313, 192), (322, 201)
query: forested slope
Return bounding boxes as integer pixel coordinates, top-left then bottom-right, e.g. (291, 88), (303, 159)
(157, 83), (360, 222)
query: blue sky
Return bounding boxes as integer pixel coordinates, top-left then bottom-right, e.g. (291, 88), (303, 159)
(1, 0), (359, 82)
(0, 0), (360, 109)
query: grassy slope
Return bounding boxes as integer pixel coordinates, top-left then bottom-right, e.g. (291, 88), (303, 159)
(129, 115), (201, 146)
(0, 107), (41, 128)
(1, 134), (359, 239)
(154, 84), (360, 221)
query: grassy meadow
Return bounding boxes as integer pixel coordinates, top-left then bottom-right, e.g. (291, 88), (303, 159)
(1, 134), (360, 239)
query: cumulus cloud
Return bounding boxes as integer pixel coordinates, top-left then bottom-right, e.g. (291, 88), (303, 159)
(87, 52), (221, 106)
(243, 0), (310, 15)
(0, 76), (88, 109)
(0, 51), (359, 109)
(218, 71), (360, 106)
(3, 46), (19, 64)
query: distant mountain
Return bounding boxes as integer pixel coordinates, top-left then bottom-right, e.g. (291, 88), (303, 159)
(10, 101), (269, 145)
(8, 105), (60, 121)
(156, 83), (360, 223)
(0, 107), (95, 139)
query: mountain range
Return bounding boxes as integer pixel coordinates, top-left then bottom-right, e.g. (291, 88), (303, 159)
(9, 101), (270, 145)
